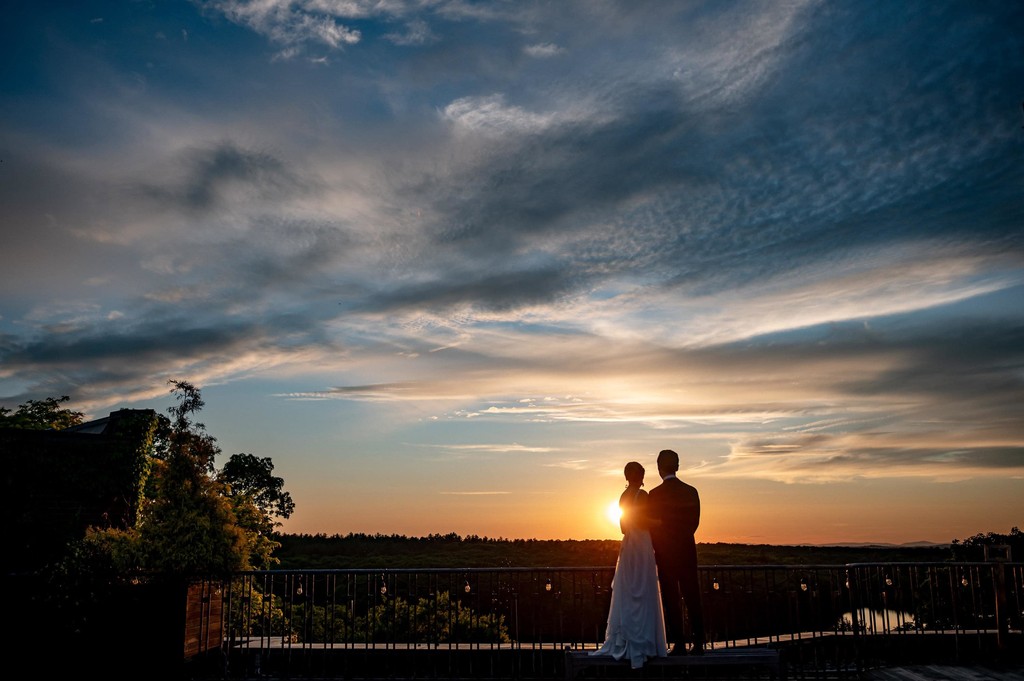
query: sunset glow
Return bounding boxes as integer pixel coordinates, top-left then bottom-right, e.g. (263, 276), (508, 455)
(1, 2), (1021, 545)
(606, 500), (623, 530)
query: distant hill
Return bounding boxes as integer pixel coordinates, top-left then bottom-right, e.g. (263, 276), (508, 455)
(271, 533), (953, 570)
(811, 541), (950, 548)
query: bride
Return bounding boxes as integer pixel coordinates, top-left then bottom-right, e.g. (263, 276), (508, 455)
(591, 461), (668, 669)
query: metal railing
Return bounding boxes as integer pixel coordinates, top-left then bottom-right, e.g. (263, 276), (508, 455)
(12, 561), (1019, 678)
(187, 562), (1020, 678)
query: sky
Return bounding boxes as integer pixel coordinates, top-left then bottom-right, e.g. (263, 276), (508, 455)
(1, 1), (1022, 546)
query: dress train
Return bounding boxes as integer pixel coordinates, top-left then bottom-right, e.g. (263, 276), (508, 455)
(590, 527), (668, 669)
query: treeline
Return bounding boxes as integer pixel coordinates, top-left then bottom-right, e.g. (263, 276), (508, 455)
(274, 532), (622, 569)
(272, 532), (956, 570)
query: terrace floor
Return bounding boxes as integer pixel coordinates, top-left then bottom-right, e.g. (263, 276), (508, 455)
(863, 666), (1024, 681)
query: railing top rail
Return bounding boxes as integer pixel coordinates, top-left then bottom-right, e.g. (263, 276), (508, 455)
(841, 561), (1022, 568)
(236, 566), (616, 576)
(228, 560), (1020, 577)
(704, 561), (1022, 569)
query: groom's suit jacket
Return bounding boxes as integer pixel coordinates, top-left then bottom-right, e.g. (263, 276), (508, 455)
(648, 476), (700, 569)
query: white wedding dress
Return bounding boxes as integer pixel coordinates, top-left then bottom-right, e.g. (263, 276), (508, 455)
(591, 489), (668, 669)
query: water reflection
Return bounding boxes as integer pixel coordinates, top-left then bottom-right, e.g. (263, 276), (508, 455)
(838, 608), (916, 634)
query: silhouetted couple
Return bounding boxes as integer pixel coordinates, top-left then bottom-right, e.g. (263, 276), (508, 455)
(591, 449), (706, 669)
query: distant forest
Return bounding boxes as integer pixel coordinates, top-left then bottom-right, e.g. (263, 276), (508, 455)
(273, 532), (959, 570)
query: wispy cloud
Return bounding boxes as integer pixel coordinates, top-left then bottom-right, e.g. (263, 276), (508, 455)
(440, 490), (510, 496)
(205, 0), (361, 52)
(524, 43), (563, 58)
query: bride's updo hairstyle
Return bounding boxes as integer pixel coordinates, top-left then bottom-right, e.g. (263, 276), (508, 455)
(624, 461), (645, 485)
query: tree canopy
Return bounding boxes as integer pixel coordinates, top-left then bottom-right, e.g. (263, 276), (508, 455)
(0, 395), (83, 430)
(951, 527), (1022, 562)
(53, 381), (293, 576)
(218, 452), (295, 536)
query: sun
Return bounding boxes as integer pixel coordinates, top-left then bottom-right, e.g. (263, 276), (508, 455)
(605, 500), (622, 527)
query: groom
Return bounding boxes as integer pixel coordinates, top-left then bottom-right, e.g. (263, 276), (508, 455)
(648, 449), (706, 655)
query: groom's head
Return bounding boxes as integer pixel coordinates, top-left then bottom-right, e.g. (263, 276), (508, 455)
(657, 449), (679, 476)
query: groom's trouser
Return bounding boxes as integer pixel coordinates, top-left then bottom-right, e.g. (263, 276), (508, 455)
(659, 562), (706, 646)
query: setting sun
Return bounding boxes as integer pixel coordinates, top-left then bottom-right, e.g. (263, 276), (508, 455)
(605, 500), (622, 528)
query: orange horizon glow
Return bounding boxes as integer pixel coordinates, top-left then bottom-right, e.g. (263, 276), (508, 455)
(277, 473), (1023, 547)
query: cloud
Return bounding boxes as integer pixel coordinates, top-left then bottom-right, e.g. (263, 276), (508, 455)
(418, 443), (558, 453)
(204, 0), (361, 52)
(356, 264), (584, 314)
(385, 20), (434, 46)
(441, 94), (564, 135)
(717, 436), (1024, 484)
(137, 141), (313, 214)
(524, 43), (563, 58)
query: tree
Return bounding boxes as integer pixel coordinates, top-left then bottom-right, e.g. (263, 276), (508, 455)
(54, 380), (290, 575)
(216, 454), (294, 568)
(137, 380), (259, 573)
(0, 395), (83, 430)
(951, 527), (1023, 562)
(218, 453), (295, 533)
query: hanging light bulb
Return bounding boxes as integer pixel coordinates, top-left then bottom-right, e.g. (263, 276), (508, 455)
(799, 578), (808, 592)
(545, 579), (552, 592)
(712, 578), (720, 591)
(464, 580), (472, 594)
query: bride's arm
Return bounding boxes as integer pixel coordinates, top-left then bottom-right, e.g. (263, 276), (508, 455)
(618, 489), (631, 534)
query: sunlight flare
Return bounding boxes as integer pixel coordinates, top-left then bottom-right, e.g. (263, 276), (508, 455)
(605, 499), (622, 527)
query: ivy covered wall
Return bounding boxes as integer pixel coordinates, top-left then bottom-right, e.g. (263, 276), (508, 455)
(2, 408), (158, 574)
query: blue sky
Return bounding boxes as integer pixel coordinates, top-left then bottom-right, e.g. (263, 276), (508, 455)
(2, 1), (1022, 544)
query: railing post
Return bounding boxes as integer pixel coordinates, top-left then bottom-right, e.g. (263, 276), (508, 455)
(845, 567), (864, 672)
(985, 545), (1012, 652)
(995, 563), (1008, 650)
